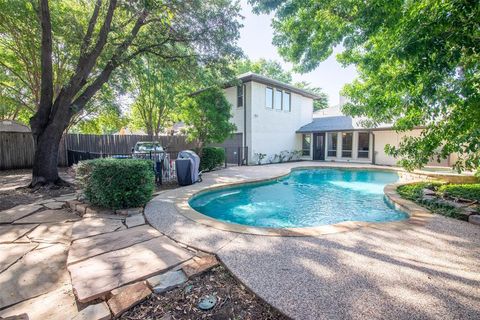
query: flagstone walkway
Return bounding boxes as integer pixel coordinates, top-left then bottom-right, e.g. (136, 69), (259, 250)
(0, 194), (200, 320)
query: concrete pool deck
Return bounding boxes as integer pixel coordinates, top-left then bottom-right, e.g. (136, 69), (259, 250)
(145, 162), (480, 319)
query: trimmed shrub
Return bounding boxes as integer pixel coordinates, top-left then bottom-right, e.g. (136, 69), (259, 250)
(76, 158), (155, 209)
(438, 184), (480, 202)
(200, 147), (225, 171)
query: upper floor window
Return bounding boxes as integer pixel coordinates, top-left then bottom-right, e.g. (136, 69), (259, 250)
(283, 92), (291, 111)
(274, 89), (282, 110)
(265, 87), (273, 109)
(342, 132), (353, 158)
(358, 132), (370, 158)
(237, 85), (244, 108)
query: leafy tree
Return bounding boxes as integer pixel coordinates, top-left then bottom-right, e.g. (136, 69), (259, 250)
(127, 56), (188, 137)
(7, 0), (241, 186)
(180, 87), (236, 151)
(294, 81), (328, 111)
(234, 58), (292, 83)
(250, 0), (480, 171)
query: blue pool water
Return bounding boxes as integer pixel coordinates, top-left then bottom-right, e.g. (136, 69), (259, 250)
(189, 169), (408, 228)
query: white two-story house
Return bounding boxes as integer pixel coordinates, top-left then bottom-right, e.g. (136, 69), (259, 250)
(223, 72), (454, 167)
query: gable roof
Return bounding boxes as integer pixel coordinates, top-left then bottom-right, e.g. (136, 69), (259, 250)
(236, 72), (322, 100)
(296, 116), (396, 133)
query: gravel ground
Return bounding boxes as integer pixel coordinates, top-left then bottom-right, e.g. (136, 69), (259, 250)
(146, 162), (480, 320)
(120, 265), (288, 320)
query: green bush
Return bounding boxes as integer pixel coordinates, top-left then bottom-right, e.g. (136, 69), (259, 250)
(76, 158), (155, 209)
(438, 184), (480, 202)
(396, 182), (465, 220)
(200, 147), (225, 171)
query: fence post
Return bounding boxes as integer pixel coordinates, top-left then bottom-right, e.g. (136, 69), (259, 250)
(237, 147), (241, 166)
(224, 148), (227, 168)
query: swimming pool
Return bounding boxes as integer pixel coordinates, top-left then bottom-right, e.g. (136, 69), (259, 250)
(188, 168), (408, 228)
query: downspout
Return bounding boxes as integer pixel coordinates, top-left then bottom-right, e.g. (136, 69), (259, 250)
(371, 131), (376, 165)
(243, 84), (247, 165)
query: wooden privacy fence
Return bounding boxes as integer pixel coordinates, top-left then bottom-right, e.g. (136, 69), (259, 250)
(0, 132), (243, 170)
(0, 133), (196, 170)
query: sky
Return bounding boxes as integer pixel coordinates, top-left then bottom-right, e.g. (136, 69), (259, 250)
(237, 0), (358, 106)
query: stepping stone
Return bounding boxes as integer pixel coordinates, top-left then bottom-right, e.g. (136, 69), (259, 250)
(0, 285), (78, 320)
(115, 208), (143, 216)
(13, 209), (80, 224)
(0, 224), (38, 243)
(0, 243), (37, 273)
(69, 237), (194, 302)
(71, 218), (125, 241)
(469, 215), (480, 225)
(0, 205), (43, 224)
(53, 194), (77, 202)
(34, 199), (56, 205)
(0, 244), (69, 309)
(147, 270), (187, 293)
(43, 202), (65, 210)
(125, 214), (145, 228)
(72, 302), (111, 320)
(27, 223), (73, 244)
(83, 207), (124, 220)
(107, 282), (151, 318)
(68, 225), (161, 265)
(182, 255), (219, 278)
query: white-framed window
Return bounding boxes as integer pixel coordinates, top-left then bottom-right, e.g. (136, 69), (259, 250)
(237, 85), (244, 108)
(265, 87), (273, 109)
(302, 134), (311, 156)
(327, 132), (338, 157)
(274, 89), (282, 110)
(357, 132), (370, 158)
(283, 92), (291, 111)
(342, 132), (353, 158)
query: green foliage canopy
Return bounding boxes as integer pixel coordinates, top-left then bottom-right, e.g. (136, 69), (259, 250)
(180, 87), (236, 148)
(250, 0), (480, 171)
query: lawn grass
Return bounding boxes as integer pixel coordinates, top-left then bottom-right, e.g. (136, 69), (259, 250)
(396, 182), (480, 220)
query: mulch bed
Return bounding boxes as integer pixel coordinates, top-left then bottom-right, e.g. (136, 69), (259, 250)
(120, 266), (289, 320)
(0, 169), (76, 211)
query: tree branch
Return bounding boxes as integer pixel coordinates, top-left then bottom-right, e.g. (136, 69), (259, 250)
(30, 0), (53, 135)
(80, 0), (102, 56)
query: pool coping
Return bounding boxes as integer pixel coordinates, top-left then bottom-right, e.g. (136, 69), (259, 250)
(173, 165), (435, 237)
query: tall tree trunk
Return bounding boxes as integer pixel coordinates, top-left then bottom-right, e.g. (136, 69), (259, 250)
(31, 125), (64, 185)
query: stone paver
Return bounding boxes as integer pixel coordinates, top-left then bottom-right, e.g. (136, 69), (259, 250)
(145, 162), (480, 320)
(13, 209), (80, 224)
(0, 224), (38, 243)
(125, 214), (145, 228)
(0, 243), (37, 273)
(0, 204), (43, 224)
(0, 284), (77, 320)
(53, 194), (77, 202)
(469, 214), (480, 225)
(182, 255), (219, 278)
(72, 302), (111, 320)
(26, 223), (73, 244)
(68, 225), (161, 265)
(147, 270), (187, 293)
(0, 243), (69, 309)
(71, 218), (125, 240)
(43, 201), (65, 210)
(69, 236), (194, 302)
(107, 282), (151, 317)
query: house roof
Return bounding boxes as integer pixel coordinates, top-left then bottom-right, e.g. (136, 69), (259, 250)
(237, 72), (322, 100)
(0, 120), (31, 132)
(296, 116), (396, 133)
